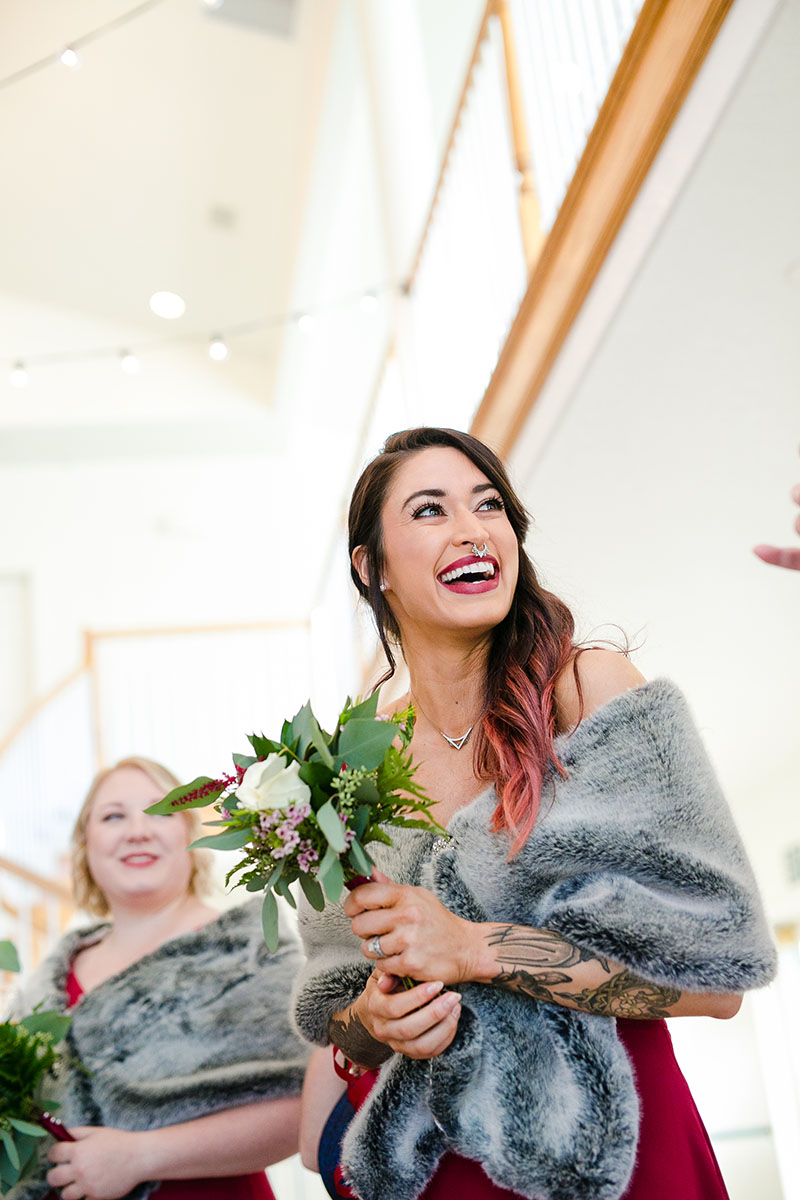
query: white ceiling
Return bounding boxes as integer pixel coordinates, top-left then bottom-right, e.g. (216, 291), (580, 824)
(0, 0), (338, 397)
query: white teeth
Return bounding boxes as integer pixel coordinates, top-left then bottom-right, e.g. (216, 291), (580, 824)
(441, 561), (496, 583)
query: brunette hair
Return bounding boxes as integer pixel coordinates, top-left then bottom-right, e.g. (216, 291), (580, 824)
(71, 756), (213, 916)
(348, 427), (579, 853)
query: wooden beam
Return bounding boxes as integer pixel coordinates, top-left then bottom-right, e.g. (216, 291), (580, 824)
(470, 0), (734, 457)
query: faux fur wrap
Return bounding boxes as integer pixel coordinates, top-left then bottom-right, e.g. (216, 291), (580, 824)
(10, 899), (310, 1200)
(292, 680), (777, 1200)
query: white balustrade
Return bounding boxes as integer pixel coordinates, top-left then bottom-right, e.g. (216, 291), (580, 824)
(509, 0), (644, 229)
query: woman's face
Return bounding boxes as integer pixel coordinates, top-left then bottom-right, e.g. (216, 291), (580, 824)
(376, 446), (519, 641)
(85, 766), (193, 912)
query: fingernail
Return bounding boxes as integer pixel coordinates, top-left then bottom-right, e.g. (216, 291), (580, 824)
(426, 981), (444, 997)
(444, 991), (462, 1008)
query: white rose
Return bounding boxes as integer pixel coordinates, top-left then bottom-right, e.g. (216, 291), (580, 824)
(235, 755), (311, 811)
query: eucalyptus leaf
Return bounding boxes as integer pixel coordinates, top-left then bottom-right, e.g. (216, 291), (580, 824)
(316, 799), (347, 852)
(19, 1010), (71, 1042)
(1, 1129), (19, 1172)
(353, 805), (370, 839)
(318, 845), (345, 902)
(274, 876), (297, 909)
(336, 719), (397, 770)
(233, 753), (257, 769)
(7, 1120), (46, 1139)
(189, 828), (252, 852)
(245, 876), (269, 892)
(298, 871), (325, 911)
(0, 939), (20, 973)
(145, 777), (224, 816)
(348, 838), (373, 876)
(352, 777), (380, 805)
(265, 861), (285, 889)
(261, 890), (279, 953)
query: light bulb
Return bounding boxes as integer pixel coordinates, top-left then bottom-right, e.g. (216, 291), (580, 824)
(297, 313), (315, 333)
(10, 363), (28, 388)
(359, 293), (378, 313)
(120, 351), (140, 375)
(149, 291), (186, 319)
(58, 47), (81, 69)
(209, 335), (229, 362)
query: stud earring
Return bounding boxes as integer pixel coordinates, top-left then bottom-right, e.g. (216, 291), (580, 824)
(379, 580), (387, 592)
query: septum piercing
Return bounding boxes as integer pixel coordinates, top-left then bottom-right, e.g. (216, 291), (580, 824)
(472, 543), (489, 558)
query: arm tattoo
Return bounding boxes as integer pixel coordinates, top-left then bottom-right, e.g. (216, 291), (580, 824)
(487, 924), (612, 973)
(564, 971), (681, 1018)
(486, 925), (681, 1019)
(327, 1006), (392, 1070)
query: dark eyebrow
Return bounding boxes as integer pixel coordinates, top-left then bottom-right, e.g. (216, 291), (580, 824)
(402, 488), (445, 508)
(401, 483), (497, 509)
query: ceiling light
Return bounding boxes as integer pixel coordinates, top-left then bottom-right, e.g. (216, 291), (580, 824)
(297, 314), (316, 333)
(201, 0), (225, 9)
(149, 291), (186, 319)
(359, 293), (378, 313)
(10, 362), (28, 388)
(208, 335), (229, 361)
(120, 351), (140, 375)
(58, 47), (81, 69)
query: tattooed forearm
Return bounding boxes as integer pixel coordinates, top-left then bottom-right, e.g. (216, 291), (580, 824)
(563, 970), (681, 1018)
(484, 924), (682, 1019)
(328, 1005), (393, 1070)
(487, 924), (611, 974)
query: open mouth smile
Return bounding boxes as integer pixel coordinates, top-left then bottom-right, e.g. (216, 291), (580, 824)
(437, 553), (500, 593)
(121, 854), (158, 867)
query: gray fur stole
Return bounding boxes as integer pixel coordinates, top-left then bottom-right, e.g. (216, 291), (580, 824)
(292, 679), (776, 1200)
(11, 899), (309, 1200)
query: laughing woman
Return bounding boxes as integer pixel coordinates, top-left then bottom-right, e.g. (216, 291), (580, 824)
(293, 427), (776, 1200)
(9, 756), (308, 1200)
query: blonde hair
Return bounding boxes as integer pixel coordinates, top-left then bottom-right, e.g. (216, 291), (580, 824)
(71, 755), (214, 917)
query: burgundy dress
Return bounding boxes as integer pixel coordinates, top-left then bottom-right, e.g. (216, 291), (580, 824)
(325, 1020), (729, 1200)
(55, 968), (276, 1200)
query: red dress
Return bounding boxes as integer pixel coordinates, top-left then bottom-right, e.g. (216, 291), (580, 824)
(58, 968), (275, 1200)
(333, 1019), (729, 1200)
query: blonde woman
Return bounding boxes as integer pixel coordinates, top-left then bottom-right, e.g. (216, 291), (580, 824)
(11, 756), (308, 1200)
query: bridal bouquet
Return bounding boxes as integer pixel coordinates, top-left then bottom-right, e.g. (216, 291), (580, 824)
(146, 693), (445, 950)
(0, 942), (72, 1195)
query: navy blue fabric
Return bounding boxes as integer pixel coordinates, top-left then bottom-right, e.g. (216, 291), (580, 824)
(318, 1091), (356, 1199)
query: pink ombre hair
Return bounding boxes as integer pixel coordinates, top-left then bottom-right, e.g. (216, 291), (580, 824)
(348, 427), (582, 855)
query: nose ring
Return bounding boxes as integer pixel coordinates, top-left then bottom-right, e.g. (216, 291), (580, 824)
(472, 543), (488, 558)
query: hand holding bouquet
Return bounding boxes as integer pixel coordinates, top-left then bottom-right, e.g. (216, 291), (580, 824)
(146, 692), (446, 950)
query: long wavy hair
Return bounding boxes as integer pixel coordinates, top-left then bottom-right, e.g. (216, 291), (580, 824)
(348, 427), (581, 853)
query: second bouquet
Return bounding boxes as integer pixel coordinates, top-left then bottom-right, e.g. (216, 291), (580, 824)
(145, 692), (445, 950)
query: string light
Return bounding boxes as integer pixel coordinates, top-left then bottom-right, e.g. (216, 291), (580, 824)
(0, 1), (166, 95)
(58, 47), (81, 70)
(150, 291), (186, 319)
(3, 283), (402, 382)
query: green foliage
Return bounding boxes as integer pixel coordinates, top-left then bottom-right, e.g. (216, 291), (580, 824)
(0, 1010), (69, 1193)
(0, 943), (20, 974)
(143, 691), (447, 950)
